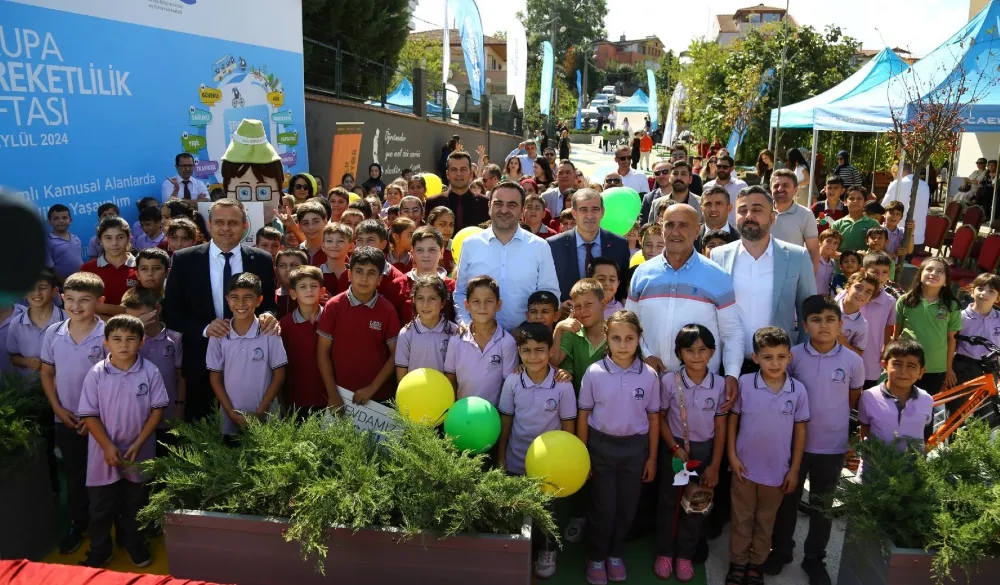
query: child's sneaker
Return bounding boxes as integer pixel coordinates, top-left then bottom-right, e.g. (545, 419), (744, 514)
(676, 558), (695, 582)
(78, 550), (112, 568)
(127, 543), (152, 568)
(564, 517), (586, 543)
(653, 555), (673, 579)
(535, 550), (557, 578)
(586, 560), (608, 585)
(607, 557), (627, 582)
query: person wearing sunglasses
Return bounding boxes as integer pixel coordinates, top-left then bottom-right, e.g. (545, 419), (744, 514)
(640, 159), (674, 224)
(613, 145), (650, 195)
(703, 155), (747, 226)
(603, 173), (623, 189)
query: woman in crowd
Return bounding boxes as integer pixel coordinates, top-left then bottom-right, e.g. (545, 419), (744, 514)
(755, 149), (774, 186)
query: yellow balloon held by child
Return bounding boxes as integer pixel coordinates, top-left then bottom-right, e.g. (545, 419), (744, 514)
(395, 368), (455, 426)
(524, 430), (590, 497)
(450, 226), (483, 266)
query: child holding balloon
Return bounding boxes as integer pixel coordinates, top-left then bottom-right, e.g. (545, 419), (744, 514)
(577, 310), (660, 585)
(395, 274), (458, 378)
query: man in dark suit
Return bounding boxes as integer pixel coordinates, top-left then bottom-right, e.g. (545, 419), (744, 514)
(162, 199), (279, 421)
(547, 188), (631, 302)
(695, 184), (739, 252)
(425, 150), (490, 230)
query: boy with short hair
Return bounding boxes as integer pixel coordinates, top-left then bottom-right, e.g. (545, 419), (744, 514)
(317, 247), (401, 406)
(551, 279), (608, 394)
(275, 248), (307, 319)
(87, 203), (120, 260)
(726, 327), (809, 585)
(165, 217), (199, 255)
(348, 199), (373, 220)
(858, 339), (933, 450)
(559, 208), (576, 232)
(640, 223), (666, 261)
(882, 201), (913, 259)
(522, 194), (555, 239)
(864, 226), (896, 280)
(320, 222), (354, 297)
(340, 208), (365, 232)
(81, 216), (137, 316)
(397, 226), (457, 323)
(831, 186), (880, 252)
(327, 187), (351, 222)
(839, 271), (879, 357)
(77, 314), (167, 568)
(767, 296), (864, 583)
(279, 266), (330, 412)
(830, 251), (862, 295)
(864, 201), (885, 225)
(345, 219), (407, 317)
(8, 269), (64, 378)
(588, 258), (622, 316)
(444, 275), (517, 405)
(857, 253), (898, 387)
(525, 290), (560, 332)
(121, 287), (184, 448)
(295, 200), (330, 266)
(135, 247), (169, 296)
(497, 322), (576, 578)
(40, 272), (108, 554)
(255, 226), (283, 261)
(133, 206), (165, 251)
(207, 273), (288, 435)
(47, 204), (84, 280)
(815, 229), (842, 296)
(701, 229), (736, 259)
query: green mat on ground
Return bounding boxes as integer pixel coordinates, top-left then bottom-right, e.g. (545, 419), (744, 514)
(544, 534), (708, 585)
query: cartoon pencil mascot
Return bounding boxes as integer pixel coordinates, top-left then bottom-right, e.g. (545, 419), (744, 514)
(220, 118), (285, 222)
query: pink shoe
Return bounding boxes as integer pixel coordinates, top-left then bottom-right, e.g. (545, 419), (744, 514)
(676, 558), (695, 582)
(586, 560), (608, 585)
(653, 555), (674, 579)
(607, 557), (627, 582)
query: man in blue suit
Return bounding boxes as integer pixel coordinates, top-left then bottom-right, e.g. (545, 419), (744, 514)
(547, 188), (631, 303)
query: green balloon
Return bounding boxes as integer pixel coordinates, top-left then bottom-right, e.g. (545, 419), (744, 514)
(600, 186), (642, 236)
(443, 397), (501, 454)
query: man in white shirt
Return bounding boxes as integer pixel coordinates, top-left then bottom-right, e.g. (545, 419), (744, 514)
(614, 145), (650, 194)
(540, 160), (577, 217)
(506, 140), (539, 178)
(161, 153), (209, 202)
(703, 155), (748, 226)
(770, 169), (820, 271)
(882, 162), (931, 248)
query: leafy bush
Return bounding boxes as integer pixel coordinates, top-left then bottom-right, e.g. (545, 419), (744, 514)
(0, 374), (47, 478)
(139, 411), (556, 573)
(836, 420), (1000, 583)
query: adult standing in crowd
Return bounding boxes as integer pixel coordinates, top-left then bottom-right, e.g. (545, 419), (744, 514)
(703, 155), (748, 226)
(507, 140), (541, 177)
(756, 149), (774, 187)
(614, 145), (651, 195)
(481, 163), (503, 194)
(882, 161), (930, 252)
(425, 151), (490, 231)
(454, 181), (559, 331)
(558, 128), (572, 161)
(162, 153), (208, 202)
(362, 163), (386, 198)
(162, 199), (279, 421)
(695, 185), (738, 251)
(541, 160), (578, 217)
(832, 150), (862, 187)
(649, 161), (703, 225)
(770, 169), (820, 270)
(640, 160), (674, 224)
(673, 144), (703, 195)
(786, 148), (811, 206)
(547, 188), (630, 302)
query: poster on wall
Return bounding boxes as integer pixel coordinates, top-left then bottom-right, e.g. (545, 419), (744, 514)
(0, 0), (308, 241)
(329, 122), (364, 186)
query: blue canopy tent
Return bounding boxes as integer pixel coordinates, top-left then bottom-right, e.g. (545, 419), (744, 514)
(616, 89), (649, 111)
(366, 78), (443, 116)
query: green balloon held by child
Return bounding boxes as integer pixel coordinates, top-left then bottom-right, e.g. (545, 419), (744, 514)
(443, 397), (501, 454)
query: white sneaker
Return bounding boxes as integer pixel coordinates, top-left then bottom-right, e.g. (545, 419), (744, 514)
(535, 550), (557, 578)
(564, 517), (586, 543)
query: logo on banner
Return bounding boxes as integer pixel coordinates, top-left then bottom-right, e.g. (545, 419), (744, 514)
(277, 130), (299, 146)
(272, 110), (294, 125)
(267, 90), (285, 107)
(180, 132), (207, 153)
(188, 106), (213, 126)
(198, 85), (222, 106)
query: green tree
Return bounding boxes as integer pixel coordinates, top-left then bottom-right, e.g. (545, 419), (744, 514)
(677, 39), (729, 143)
(654, 50), (682, 122)
(391, 37), (455, 92)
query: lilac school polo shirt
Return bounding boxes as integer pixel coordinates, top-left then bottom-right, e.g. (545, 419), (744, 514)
(838, 299), (869, 352)
(660, 368), (727, 443)
(0, 308), (20, 374)
(40, 318), (107, 422)
(732, 373), (811, 487)
(139, 327), (183, 424)
(497, 367), (577, 475)
(815, 257), (835, 296)
(395, 318), (458, 373)
(956, 305), (1000, 361)
(443, 326), (517, 405)
(790, 342), (864, 454)
(6, 306), (65, 377)
(46, 232), (84, 280)
(578, 357), (661, 437)
(87, 235), (102, 258)
(849, 289), (896, 380)
(206, 318), (288, 435)
(77, 357), (169, 486)
(604, 299), (624, 319)
(858, 383), (933, 450)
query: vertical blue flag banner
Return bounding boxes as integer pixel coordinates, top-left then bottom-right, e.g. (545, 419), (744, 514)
(540, 41), (553, 116)
(646, 69), (658, 132)
(727, 68), (775, 155)
(575, 69), (583, 130)
(451, 0), (485, 104)
(0, 0), (308, 241)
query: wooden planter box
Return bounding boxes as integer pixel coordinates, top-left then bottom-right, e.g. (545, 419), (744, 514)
(837, 528), (1000, 585)
(0, 443), (56, 560)
(165, 510), (532, 585)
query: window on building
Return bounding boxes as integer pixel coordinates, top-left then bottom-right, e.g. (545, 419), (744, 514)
(763, 12), (781, 22)
(746, 13), (761, 23)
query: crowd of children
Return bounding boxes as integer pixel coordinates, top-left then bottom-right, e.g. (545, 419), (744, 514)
(7, 150), (1000, 585)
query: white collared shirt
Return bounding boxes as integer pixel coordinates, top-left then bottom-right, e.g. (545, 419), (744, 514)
(732, 237), (774, 357)
(161, 175), (208, 202)
(209, 241), (244, 320)
(882, 175), (930, 245)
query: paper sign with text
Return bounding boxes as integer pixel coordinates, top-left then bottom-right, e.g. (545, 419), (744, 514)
(337, 387), (400, 438)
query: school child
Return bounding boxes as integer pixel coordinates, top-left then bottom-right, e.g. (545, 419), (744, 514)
(577, 310), (660, 585)
(640, 223), (666, 261)
(206, 273), (288, 436)
(588, 258), (622, 317)
(830, 251), (861, 296)
(399, 195), (424, 225)
(700, 229), (736, 259)
(39, 272), (108, 554)
(523, 194), (556, 239)
(275, 249), (307, 319)
(46, 204), (84, 280)
(295, 200), (329, 267)
(954, 273), (1000, 384)
(339, 209), (365, 232)
(654, 324), (727, 582)
(255, 226), (284, 261)
(497, 322), (576, 578)
(838, 271), (878, 357)
(279, 266), (330, 413)
(135, 248), (169, 296)
(894, 257), (961, 393)
(0, 304), (18, 375)
(165, 217), (199, 255)
(385, 205), (400, 226)
(395, 274), (458, 378)
(397, 226), (457, 323)
(382, 183), (404, 215)
(77, 314), (168, 568)
(320, 222), (354, 297)
(726, 327), (809, 585)
(87, 203), (121, 260)
(346, 219), (408, 317)
(767, 296), (864, 583)
(8, 269), (64, 378)
(559, 208), (576, 232)
(80, 216), (137, 316)
(855, 253), (898, 387)
(349, 199), (374, 221)
(858, 339), (933, 451)
(388, 217), (416, 273)
(129, 197), (159, 244)
(882, 201), (913, 259)
(626, 223), (640, 257)
(815, 229), (842, 296)
(552, 279), (608, 393)
(863, 226), (897, 281)
(444, 275), (517, 405)
(831, 186), (880, 253)
(132, 206), (165, 251)
(427, 206), (456, 274)
(864, 201), (885, 225)
(525, 290), (560, 332)
(317, 247), (401, 407)
(120, 287), (184, 448)
(327, 187), (351, 222)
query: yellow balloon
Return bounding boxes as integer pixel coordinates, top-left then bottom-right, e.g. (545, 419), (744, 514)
(348, 192), (361, 204)
(524, 430), (590, 497)
(422, 173), (444, 197)
(629, 250), (645, 269)
(450, 226), (483, 266)
(396, 368), (455, 426)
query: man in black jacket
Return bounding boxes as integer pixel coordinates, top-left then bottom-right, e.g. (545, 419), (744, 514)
(425, 151), (490, 231)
